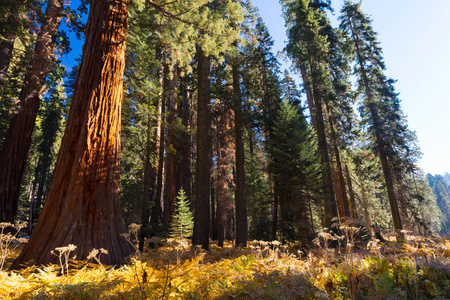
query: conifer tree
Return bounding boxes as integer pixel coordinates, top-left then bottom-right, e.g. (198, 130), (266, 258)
(269, 100), (320, 242)
(170, 188), (194, 240)
(281, 0), (338, 226)
(0, 0), (66, 222)
(340, 1), (420, 238)
(29, 62), (67, 233)
(0, 0), (42, 94)
(428, 174), (450, 233)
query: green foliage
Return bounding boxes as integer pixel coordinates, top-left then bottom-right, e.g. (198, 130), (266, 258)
(245, 151), (272, 241)
(428, 174), (450, 233)
(170, 188), (194, 240)
(269, 100), (321, 241)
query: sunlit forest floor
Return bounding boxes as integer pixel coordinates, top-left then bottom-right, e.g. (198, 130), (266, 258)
(1, 234), (450, 299)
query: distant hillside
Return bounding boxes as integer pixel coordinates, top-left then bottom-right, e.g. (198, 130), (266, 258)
(427, 173), (450, 233)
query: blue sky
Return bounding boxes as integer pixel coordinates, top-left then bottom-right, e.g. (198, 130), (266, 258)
(252, 0), (450, 175)
(61, 0), (450, 175)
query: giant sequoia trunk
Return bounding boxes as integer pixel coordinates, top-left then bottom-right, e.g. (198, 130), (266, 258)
(12, 0), (133, 268)
(0, 0), (64, 222)
(232, 62), (247, 247)
(193, 49), (211, 250)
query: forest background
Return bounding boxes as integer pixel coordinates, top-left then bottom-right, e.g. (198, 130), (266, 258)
(1, 0), (450, 268)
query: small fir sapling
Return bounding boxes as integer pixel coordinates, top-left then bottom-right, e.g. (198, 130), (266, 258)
(170, 188), (194, 241)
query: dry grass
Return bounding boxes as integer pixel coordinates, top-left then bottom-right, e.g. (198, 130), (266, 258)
(0, 236), (450, 299)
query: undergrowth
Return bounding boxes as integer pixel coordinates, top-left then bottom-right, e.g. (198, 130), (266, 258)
(1, 230), (450, 299)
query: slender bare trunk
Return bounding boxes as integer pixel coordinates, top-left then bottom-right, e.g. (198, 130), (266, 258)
(163, 67), (178, 226)
(232, 61), (247, 247)
(150, 64), (164, 237)
(178, 81), (192, 205)
(299, 64), (317, 130)
(344, 164), (357, 218)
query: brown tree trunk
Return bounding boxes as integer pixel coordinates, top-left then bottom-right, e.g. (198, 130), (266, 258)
(163, 67), (178, 226)
(310, 86), (337, 227)
(149, 63), (165, 237)
(154, 62), (167, 230)
(349, 19), (403, 239)
(139, 98), (158, 251)
(356, 170), (372, 234)
(344, 164), (357, 218)
(12, 0), (133, 268)
(0, 0), (65, 222)
(296, 189), (312, 244)
(192, 49), (211, 250)
(232, 61), (247, 247)
(329, 119), (350, 218)
(299, 64), (317, 130)
(178, 80), (192, 206)
(215, 104), (233, 248)
(271, 178), (278, 241)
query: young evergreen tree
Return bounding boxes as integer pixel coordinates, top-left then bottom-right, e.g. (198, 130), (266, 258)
(269, 100), (320, 242)
(170, 188), (194, 240)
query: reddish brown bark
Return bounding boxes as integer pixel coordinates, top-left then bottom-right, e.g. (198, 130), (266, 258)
(163, 67), (179, 226)
(0, 0), (64, 222)
(344, 164), (357, 218)
(12, 0), (133, 268)
(329, 119), (350, 218)
(310, 83), (337, 227)
(178, 80), (192, 204)
(215, 104), (234, 248)
(192, 49), (211, 250)
(299, 64), (317, 130)
(154, 62), (167, 229)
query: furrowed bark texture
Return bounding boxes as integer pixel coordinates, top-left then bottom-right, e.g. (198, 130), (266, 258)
(12, 0), (133, 269)
(215, 104), (233, 247)
(193, 49), (211, 250)
(0, 0), (64, 222)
